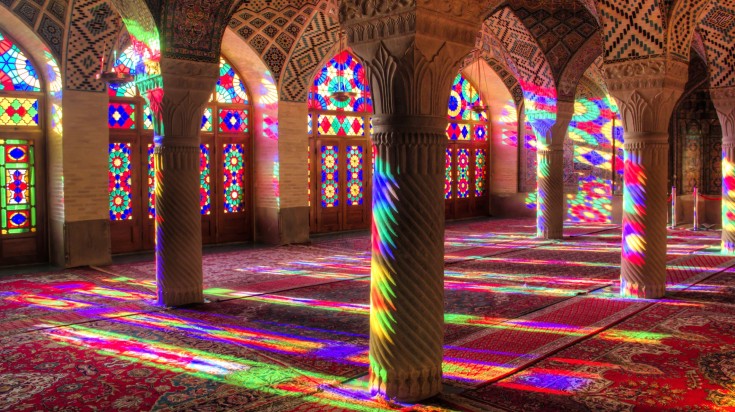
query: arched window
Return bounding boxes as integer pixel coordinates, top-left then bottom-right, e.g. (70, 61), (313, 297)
(0, 30), (45, 264)
(108, 46), (251, 253)
(307, 51), (372, 233)
(445, 73), (490, 219)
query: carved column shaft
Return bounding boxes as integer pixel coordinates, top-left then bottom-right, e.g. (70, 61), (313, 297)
(621, 136), (669, 298)
(603, 58), (687, 299)
(537, 146), (565, 238)
(370, 122), (446, 402)
(341, 2), (481, 402)
(710, 87), (735, 254)
(536, 100), (575, 239)
(139, 57), (219, 306)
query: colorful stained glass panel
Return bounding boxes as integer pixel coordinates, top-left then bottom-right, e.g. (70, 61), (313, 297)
(445, 148), (453, 199)
(474, 124), (487, 141)
(0, 32), (41, 92)
(316, 114), (364, 136)
(457, 148), (470, 198)
(143, 104), (154, 130)
(0, 98), (39, 126)
(108, 103), (136, 129)
(308, 51), (372, 113)
(108, 143), (132, 221)
(1, 140), (36, 234)
(223, 144), (245, 213)
(475, 149), (487, 197)
(346, 146), (363, 206)
(201, 108), (213, 132)
(218, 109), (248, 133)
(447, 73), (487, 121)
(200, 144), (211, 215)
(147, 145), (155, 219)
(216, 58), (249, 104)
(321, 145), (338, 207)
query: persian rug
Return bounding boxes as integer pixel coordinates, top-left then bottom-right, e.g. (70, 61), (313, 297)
(443, 295), (651, 389)
(0, 269), (158, 337)
(460, 302), (735, 411)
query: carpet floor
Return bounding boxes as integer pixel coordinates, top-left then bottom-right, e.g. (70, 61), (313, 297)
(1, 218), (734, 411)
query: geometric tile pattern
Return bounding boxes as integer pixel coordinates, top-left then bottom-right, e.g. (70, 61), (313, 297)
(698, 1), (735, 88)
(487, 7), (555, 91)
(505, 0), (599, 82)
(0, 0), (70, 60)
(230, 0), (321, 83)
(280, 9), (338, 102)
(597, 0), (665, 60)
(64, 0), (122, 91)
(667, 0), (709, 60)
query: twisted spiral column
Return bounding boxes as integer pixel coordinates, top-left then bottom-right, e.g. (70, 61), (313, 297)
(620, 133), (669, 298)
(721, 142), (735, 254)
(537, 147), (565, 239)
(369, 126), (445, 402)
(154, 144), (203, 306)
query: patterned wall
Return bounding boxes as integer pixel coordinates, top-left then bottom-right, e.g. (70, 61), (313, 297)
(667, 0), (709, 60)
(698, 1), (735, 88)
(280, 10), (338, 102)
(228, 0), (325, 83)
(64, 0), (121, 91)
(597, 0), (665, 61)
(505, 0), (599, 82)
(0, 0), (67, 59)
(486, 7), (555, 92)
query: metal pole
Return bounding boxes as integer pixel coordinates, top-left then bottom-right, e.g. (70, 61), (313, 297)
(693, 185), (699, 231)
(671, 183), (676, 229)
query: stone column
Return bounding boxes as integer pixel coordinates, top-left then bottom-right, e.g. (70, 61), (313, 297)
(536, 100), (575, 239)
(603, 59), (688, 298)
(710, 87), (735, 254)
(138, 57), (219, 306)
(340, 2), (480, 402)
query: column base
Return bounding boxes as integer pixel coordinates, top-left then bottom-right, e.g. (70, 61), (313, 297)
(157, 288), (204, 307)
(620, 279), (666, 299)
(370, 363), (442, 403)
(537, 228), (563, 240)
(722, 240), (735, 256)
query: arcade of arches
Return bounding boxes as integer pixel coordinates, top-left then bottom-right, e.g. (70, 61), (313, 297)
(1, 0), (735, 410)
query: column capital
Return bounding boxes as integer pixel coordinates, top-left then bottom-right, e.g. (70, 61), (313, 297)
(602, 58), (687, 134)
(137, 57), (219, 145)
(710, 86), (735, 141)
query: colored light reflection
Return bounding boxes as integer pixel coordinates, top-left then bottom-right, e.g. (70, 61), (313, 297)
(621, 155), (647, 297)
(722, 156), (735, 254)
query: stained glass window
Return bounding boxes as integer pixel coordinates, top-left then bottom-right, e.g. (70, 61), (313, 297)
(0, 32), (41, 92)
(445, 72), (489, 206)
(321, 145), (338, 207)
(216, 58), (249, 104)
(457, 148), (470, 199)
(147, 145), (155, 219)
(223, 144), (245, 213)
(200, 144), (211, 215)
(218, 109), (248, 133)
(308, 51), (372, 113)
(201, 108), (213, 132)
(445, 148), (453, 200)
(316, 114), (365, 136)
(108, 103), (136, 129)
(1, 140), (36, 234)
(475, 149), (487, 197)
(108, 143), (133, 221)
(0, 97), (39, 126)
(346, 146), (363, 206)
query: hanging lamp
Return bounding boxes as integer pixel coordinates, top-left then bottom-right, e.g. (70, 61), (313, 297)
(330, 30), (356, 103)
(471, 50), (488, 115)
(95, 49), (134, 85)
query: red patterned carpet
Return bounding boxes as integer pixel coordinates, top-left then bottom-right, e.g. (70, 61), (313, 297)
(1, 218), (735, 411)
